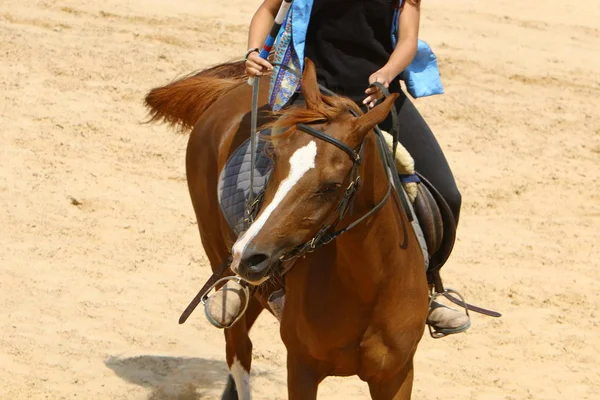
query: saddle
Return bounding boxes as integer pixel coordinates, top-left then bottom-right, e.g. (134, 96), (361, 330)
(413, 173), (456, 283)
(379, 130), (455, 280)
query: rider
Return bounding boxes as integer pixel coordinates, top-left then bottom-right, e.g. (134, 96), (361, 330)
(223, 0), (470, 335)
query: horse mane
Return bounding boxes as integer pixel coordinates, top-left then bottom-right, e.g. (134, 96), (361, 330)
(144, 60), (247, 132)
(265, 93), (363, 139)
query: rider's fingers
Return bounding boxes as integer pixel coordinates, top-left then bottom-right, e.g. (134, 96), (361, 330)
(362, 95), (376, 105)
(255, 58), (273, 71)
(246, 67), (264, 77)
(365, 89), (383, 101)
(364, 85), (387, 97)
(245, 59), (263, 70)
(248, 54), (273, 71)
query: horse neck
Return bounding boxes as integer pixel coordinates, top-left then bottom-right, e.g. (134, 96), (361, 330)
(332, 131), (414, 297)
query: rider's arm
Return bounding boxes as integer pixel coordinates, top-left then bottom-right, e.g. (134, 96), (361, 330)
(245, 0), (282, 77)
(385, 1), (420, 79)
(248, 0), (282, 50)
(364, 2), (421, 106)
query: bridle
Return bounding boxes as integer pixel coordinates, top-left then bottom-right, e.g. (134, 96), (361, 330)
(247, 82), (410, 263)
(278, 119), (395, 261)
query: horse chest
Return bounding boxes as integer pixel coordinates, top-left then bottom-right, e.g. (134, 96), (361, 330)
(282, 269), (423, 379)
(283, 305), (405, 378)
(282, 284), (384, 375)
(281, 242), (426, 378)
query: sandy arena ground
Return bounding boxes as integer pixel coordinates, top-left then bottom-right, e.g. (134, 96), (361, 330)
(1, 0), (599, 399)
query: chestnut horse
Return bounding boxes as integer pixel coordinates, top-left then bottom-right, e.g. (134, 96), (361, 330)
(145, 59), (429, 399)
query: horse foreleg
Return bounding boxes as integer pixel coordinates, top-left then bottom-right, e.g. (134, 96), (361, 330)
(222, 296), (264, 400)
(287, 354), (322, 400)
(367, 360), (415, 400)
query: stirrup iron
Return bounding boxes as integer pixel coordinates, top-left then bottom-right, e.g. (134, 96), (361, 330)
(201, 276), (250, 329)
(427, 287), (471, 339)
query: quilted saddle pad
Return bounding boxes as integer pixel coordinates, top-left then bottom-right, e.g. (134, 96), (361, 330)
(217, 131), (273, 236)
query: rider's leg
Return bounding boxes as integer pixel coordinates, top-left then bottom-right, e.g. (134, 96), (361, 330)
(379, 92), (470, 336)
(380, 92), (461, 222)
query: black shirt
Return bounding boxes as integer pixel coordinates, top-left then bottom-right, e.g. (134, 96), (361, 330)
(304, 0), (401, 103)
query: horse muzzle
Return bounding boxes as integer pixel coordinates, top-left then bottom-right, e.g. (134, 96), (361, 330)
(231, 244), (280, 285)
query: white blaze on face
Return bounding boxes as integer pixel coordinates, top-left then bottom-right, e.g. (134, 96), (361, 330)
(232, 141), (318, 262)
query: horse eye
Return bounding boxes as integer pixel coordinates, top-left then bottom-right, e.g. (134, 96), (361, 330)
(317, 182), (341, 194)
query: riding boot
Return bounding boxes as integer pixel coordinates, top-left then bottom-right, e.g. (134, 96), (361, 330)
(425, 272), (471, 337)
(204, 279), (285, 328)
(427, 298), (471, 335)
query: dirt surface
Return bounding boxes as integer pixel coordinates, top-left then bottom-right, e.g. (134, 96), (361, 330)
(1, 0), (599, 399)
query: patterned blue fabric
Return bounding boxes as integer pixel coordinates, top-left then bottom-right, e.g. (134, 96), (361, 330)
(268, 0), (443, 109)
(269, 11), (301, 111)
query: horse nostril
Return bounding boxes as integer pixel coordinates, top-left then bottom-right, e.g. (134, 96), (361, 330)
(246, 253), (269, 271)
(236, 250), (273, 283)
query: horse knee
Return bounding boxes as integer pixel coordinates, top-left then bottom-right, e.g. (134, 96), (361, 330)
(367, 361), (415, 400)
(225, 329), (253, 367)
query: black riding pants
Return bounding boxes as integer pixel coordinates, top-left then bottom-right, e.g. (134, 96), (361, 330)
(378, 92), (462, 224)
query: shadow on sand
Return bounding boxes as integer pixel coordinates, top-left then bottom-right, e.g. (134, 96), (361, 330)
(105, 355), (229, 400)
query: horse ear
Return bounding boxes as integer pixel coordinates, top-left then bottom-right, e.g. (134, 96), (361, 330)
(301, 58), (324, 110)
(351, 93), (399, 138)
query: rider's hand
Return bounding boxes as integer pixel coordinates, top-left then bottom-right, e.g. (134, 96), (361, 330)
(245, 51), (273, 77)
(363, 68), (395, 108)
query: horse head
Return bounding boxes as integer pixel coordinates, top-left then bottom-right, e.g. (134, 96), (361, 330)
(230, 59), (398, 284)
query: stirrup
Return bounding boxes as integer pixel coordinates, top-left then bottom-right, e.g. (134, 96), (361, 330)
(201, 276), (250, 329)
(427, 287), (471, 339)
